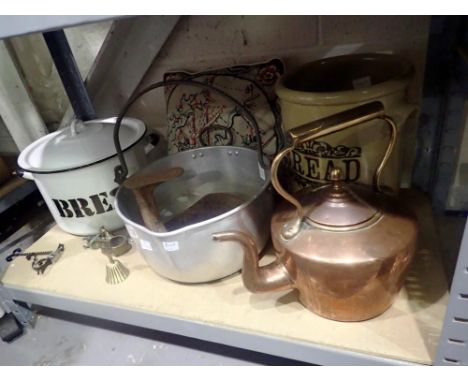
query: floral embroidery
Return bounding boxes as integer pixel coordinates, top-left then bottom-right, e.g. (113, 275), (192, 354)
(164, 59), (284, 156)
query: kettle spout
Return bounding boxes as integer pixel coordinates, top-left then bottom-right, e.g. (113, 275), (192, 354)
(213, 231), (294, 293)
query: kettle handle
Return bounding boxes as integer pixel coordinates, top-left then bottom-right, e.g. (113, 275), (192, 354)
(271, 101), (397, 237)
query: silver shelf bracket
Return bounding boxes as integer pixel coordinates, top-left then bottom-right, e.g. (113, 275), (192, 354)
(0, 283), (36, 328)
(435, 219), (468, 366)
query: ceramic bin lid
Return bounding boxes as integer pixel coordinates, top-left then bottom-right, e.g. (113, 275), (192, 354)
(18, 117), (146, 174)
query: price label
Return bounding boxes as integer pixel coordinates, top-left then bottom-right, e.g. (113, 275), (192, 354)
(163, 241), (179, 252)
(140, 239), (153, 251)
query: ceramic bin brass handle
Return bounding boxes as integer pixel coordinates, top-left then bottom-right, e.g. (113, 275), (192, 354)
(271, 101), (397, 238)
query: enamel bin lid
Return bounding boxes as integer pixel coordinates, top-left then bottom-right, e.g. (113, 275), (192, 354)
(18, 118), (146, 174)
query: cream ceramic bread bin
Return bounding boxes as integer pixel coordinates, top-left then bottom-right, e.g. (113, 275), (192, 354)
(276, 53), (417, 192)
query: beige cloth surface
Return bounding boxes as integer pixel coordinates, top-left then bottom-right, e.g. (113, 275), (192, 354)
(1, 192), (448, 365)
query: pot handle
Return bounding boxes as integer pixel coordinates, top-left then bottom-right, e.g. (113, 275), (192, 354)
(271, 101), (397, 239)
(70, 119), (85, 136)
(113, 79), (267, 185)
(14, 168), (34, 180)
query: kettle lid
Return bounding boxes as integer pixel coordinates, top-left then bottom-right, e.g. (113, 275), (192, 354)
(305, 168), (381, 230)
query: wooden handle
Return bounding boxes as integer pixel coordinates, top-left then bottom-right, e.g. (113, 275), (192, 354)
(122, 167), (184, 231)
(122, 167), (184, 190)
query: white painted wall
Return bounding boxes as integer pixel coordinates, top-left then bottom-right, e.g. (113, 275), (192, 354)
(129, 16), (430, 133)
(1, 16), (431, 183)
(127, 15), (430, 185)
(8, 20), (111, 129)
(0, 41), (48, 152)
(4, 16), (430, 133)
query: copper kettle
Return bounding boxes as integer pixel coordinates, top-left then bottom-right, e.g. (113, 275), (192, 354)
(213, 101), (418, 322)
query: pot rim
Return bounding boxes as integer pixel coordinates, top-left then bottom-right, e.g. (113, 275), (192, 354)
(276, 53), (413, 106)
(115, 146), (271, 238)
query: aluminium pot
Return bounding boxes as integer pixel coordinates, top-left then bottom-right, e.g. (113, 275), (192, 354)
(115, 145), (273, 283)
(17, 118), (147, 236)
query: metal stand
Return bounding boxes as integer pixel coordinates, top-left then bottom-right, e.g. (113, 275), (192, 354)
(43, 30), (96, 121)
(435, 220), (468, 365)
(1, 252), (36, 330)
(0, 286), (35, 329)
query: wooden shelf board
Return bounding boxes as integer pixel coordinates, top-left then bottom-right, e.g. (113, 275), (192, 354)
(1, 190), (449, 365)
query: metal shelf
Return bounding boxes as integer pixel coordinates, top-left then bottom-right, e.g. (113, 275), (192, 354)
(0, 16), (124, 40)
(0, 15), (467, 366)
(435, 220), (468, 365)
